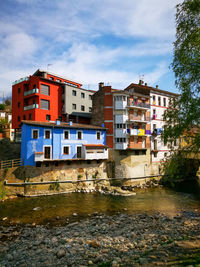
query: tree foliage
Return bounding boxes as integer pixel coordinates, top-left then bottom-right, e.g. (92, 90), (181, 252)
(163, 0), (200, 151)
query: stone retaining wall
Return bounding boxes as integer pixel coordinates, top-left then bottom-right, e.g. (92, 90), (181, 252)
(1, 160), (109, 196)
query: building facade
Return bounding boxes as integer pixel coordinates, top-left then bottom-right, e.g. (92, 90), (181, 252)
(21, 121), (108, 166)
(92, 81), (179, 170)
(12, 69), (94, 131)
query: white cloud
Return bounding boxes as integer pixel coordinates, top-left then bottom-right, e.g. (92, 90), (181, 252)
(0, 0), (180, 97)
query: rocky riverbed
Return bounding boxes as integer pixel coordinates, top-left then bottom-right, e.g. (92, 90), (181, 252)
(0, 212), (200, 266)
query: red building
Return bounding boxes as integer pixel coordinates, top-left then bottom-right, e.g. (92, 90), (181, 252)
(12, 69), (93, 134)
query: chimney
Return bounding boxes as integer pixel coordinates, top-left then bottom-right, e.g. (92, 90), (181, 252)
(139, 80), (144, 85)
(156, 85), (159, 89)
(99, 82), (104, 90)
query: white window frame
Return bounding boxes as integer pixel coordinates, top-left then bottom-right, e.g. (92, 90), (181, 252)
(63, 130), (70, 140)
(77, 130), (83, 140)
(43, 145), (52, 159)
(32, 129), (39, 139)
(44, 129), (51, 139)
(62, 145), (70, 155)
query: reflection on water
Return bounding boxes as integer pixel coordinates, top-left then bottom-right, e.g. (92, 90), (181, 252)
(0, 188), (200, 225)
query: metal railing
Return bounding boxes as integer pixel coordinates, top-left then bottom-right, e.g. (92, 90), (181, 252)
(24, 88), (39, 96)
(0, 158), (23, 170)
(12, 77), (30, 85)
(24, 104), (39, 111)
(131, 102), (150, 109)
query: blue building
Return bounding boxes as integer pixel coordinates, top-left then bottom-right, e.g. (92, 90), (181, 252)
(21, 121), (108, 166)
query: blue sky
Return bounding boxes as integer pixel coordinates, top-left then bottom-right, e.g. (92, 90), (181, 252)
(0, 0), (181, 100)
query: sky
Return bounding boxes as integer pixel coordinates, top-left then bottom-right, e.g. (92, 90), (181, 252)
(0, 0), (182, 100)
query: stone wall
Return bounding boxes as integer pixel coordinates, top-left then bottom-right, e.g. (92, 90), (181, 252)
(2, 160), (109, 196)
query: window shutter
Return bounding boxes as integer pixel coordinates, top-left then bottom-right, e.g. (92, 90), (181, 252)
(41, 99), (49, 110)
(41, 84), (50, 95)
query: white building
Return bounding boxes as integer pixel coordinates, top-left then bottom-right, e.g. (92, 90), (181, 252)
(150, 86), (179, 164)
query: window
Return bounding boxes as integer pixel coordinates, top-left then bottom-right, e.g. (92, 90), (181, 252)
(72, 104), (76, 110)
(23, 115), (26, 120)
(63, 146), (70, 155)
(32, 130), (38, 139)
(17, 116), (20, 122)
(56, 79), (61, 83)
(81, 92), (85, 98)
(46, 114), (51, 120)
(44, 146), (51, 159)
(89, 95), (92, 100)
(49, 77), (54, 80)
(41, 84), (50, 95)
(96, 131), (101, 140)
(18, 102), (20, 108)
(58, 116), (62, 121)
(45, 130), (51, 139)
(163, 98), (166, 107)
(154, 152), (157, 158)
(158, 97), (161, 106)
(77, 131), (82, 140)
(18, 88), (21, 94)
(41, 99), (50, 110)
(72, 90), (77, 96)
(153, 124), (156, 130)
(89, 107), (92, 112)
(29, 113), (32, 120)
(64, 130), (70, 139)
(153, 95), (156, 104)
(81, 105), (85, 111)
(164, 152), (167, 157)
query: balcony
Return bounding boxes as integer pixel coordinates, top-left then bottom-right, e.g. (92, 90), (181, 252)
(24, 104), (39, 111)
(82, 145), (108, 160)
(129, 115), (150, 123)
(115, 143), (128, 150)
(130, 129), (149, 136)
(24, 88), (39, 96)
(115, 129), (127, 138)
(12, 77), (30, 86)
(129, 102), (150, 110)
(115, 101), (127, 110)
(115, 114), (128, 123)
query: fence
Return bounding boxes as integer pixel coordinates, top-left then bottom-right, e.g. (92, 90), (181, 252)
(0, 158), (23, 170)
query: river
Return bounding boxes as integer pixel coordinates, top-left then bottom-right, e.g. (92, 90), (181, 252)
(0, 187), (200, 225)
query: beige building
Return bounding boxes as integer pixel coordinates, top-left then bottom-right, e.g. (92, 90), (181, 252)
(63, 84), (94, 120)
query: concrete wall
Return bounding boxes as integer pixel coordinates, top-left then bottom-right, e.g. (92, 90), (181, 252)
(111, 148), (156, 178)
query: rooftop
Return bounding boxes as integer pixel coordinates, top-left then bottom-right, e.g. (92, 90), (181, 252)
(21, 120), (106, 130)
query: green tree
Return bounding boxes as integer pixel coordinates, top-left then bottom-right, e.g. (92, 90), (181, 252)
(163, 0), (200, 151)
(0, 104), (5, 110)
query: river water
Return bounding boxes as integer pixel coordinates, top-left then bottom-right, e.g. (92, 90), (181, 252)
(1, 187), (200, 225)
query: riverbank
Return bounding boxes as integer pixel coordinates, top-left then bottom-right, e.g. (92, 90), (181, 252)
(0, 212), (200, 266)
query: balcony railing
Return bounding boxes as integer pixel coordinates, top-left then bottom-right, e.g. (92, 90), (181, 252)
(129, 102), (150, 109)
(24, 88), (39, 96)
(24, 104), (39, 111)
(129, 129), (151, 136)
(129, 115), (150, 122)
(12, 77), (30, 85)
